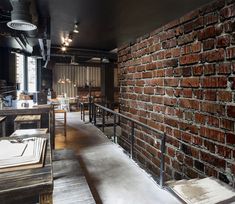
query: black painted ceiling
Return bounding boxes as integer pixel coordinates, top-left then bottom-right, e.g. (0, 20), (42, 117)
(1, 0), (213, 52)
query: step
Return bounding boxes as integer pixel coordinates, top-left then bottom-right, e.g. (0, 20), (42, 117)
(168, 177), (235, 204)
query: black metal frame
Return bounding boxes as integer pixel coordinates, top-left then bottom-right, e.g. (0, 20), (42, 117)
(91, 102), (166, 188)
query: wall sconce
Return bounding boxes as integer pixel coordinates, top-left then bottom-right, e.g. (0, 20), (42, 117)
(73, 23), (79, 33)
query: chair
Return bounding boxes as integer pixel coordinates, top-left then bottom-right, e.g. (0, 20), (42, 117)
(54, 109), (67, 137)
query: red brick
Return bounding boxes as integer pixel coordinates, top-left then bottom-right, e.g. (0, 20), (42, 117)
(144, 87), (155, 94)
(200, 0), (225, 15)
(162, 39), (177, 49)
(192, 42), (202, 53)
(180, 10), (199, 24)
(164, 117), (178, 128)
(155, 87), (165, 95)
(178, 32), (196, 45)
(201, 102), (225, 115)
(179, 99), (199, 110)
(153, 69), (165, 77)
(183, 17), (203, 33)
(194, 90), (203, 99)
(198, 26), (217, 40)
(226, 133), (235, 145)
(192, 65), (203, 76)
(216, 35), (230, 48)
(134, 87), (143, 93)
(200, 126), (225, 142)
(182, 132), (192, 143)
(221, 118), (234, 131)
(182, 67), (192, 77)
(216, 145), (232, 159)
(220, 4), (235, 20)
(204, 140), (216, 153)
(172, 48), (181, 57)
(226, 47), (235, 59)
(164, 97), (177, 106)
(203, 39), (215, 51)
(227, 105), (235, 118)
(151, 96), (164, 104)
(201, 151), (226, 169)
(229, 77), (235, 89)
(202, 77), (227, 88)
(204, 64), (216, 75)
(133, 72), (142, 79)
(146, 78), (163, 86)
(179, 54), (200, 65)
(216, 63), (231, 74)
(142, 72), (152, 78)
(182, 89), (193, 98)
(136, 80), (145, 86)
(195, 113), (207, 124)
(217, 91), (232, 102)
(201, 49), (225, 62)
(181, 77), (200, 87)
(164, 78), (179, 87)
(204, 90), (217, 101)
(207, 115), (220, 127)
(165, 88), (174, 97)
(204, 12), (218, 25)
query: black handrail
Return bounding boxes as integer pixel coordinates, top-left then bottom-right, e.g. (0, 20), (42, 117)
(92, 102), (166, 188)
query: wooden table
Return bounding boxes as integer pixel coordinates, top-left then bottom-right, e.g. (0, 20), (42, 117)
(0, 102), (55, 149)
(0, 134), (53, 204)
(10, 128), (48, 137)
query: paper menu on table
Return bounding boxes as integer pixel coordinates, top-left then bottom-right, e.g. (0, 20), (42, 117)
(0, 140), (27, 160)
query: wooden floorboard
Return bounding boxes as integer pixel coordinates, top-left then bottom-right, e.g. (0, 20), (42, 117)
(52, 149), (95, 204)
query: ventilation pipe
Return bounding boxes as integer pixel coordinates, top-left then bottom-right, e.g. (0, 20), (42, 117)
(7, 0), (37, 31)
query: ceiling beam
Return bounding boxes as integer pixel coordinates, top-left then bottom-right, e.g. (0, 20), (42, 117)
(51, 46), (117, 61)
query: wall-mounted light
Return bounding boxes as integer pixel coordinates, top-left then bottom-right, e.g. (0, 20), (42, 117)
(73, 23), (79, 33)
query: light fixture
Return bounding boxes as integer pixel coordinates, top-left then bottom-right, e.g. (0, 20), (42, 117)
(61, 45), (66, 52)
(68, 33), (73, 42)
(73, 23), (79, 33)
(7, 0), (37, 31)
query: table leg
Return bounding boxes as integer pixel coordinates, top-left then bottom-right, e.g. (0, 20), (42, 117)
(40, 193), (53, 204)
(2, 121), (5, 137)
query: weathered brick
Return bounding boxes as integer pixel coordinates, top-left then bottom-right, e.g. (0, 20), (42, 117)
(181, 77), (200, 87)
(203, 39), (215, 51)
(183, 17), (204, 33)
(179, 98), (199, 110)
(162, 39), (177, 49)
(202, 77), (227, 88)
(144, 87), (155, 94)
(201, 151), (226, 169)
(164, 97), (177, 106)
(204, 90), (217, 101)
(221, 118), (234, 131)
(192, 65), (203, 76)
(201, 101), (225, 115)
(220, 4), (235, 20)
(201, 49), (225, 63)
(195, 113), (207, 124)
(164, 78), (179, 87)
(204, 64), (216, 75)
(178, 32), (196, 45)
(227, 105), (235, 118)
(216, 35), (230, 48)
(216, 63), (231, 74)
(142, 72), (152, 78)
(198, 26), (217, 40)
(204, 12), (218, 25)
(217, 91), (232, 102)
(226, 133), (235, 145)
(179, 54), (200, 65)
(226, 47), (235, 59)
(194, 160), (205, 172)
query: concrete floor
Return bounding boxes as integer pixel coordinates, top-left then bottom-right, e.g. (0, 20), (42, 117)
(55, 112), (181, 204)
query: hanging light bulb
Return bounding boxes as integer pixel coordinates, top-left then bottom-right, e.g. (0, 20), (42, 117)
(68, 33), (73, 42)
(61, 45), (66, 52)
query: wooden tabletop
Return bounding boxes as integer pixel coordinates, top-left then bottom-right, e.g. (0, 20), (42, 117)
(14, 115), (41, 122)
(0, 134), (53, 203)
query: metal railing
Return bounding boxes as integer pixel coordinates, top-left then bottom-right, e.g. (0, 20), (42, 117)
(91, 102), (166, 188)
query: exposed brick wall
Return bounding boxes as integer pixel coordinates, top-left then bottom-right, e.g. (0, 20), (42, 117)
(118, 0), (235, 186)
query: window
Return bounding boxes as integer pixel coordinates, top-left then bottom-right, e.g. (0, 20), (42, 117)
(15, 53), (25, 91)
(27, 57), (37, 92)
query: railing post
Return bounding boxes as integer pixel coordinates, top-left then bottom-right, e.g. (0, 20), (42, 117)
(130, 121), (134, 159)
(102, 108), (105, 132)
(94, 105), (97, 126)
(160, 134), (166, 188)
(113, 114), (116, 143)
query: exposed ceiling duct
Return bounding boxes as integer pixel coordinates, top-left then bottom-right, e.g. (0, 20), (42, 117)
(7, 0), (37, 31)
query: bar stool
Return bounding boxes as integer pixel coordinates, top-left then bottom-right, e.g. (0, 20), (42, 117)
(0, 116), (6, 137)
(14, 115), (41, 130)
(54, 109), (67, 137)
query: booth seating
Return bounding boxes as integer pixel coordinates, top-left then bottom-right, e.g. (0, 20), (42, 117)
(54, 109), (67, 137)
(0, 116), (6, 137)
(14, 115), (41, 130)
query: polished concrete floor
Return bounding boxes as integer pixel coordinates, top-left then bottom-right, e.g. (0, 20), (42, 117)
(54, 112), (181, 204)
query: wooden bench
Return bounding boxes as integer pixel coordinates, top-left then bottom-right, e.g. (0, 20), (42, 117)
(14, 115), (41, 130)
(0, 116), (6, 137)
